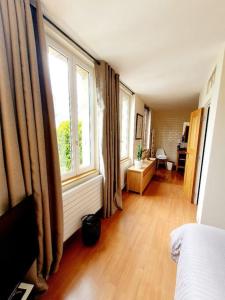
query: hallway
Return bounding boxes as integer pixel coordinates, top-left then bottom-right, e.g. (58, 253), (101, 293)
(39, 170), (196, 300)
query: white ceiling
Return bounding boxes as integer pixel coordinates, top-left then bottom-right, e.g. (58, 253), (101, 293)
(41, 0), (225, 109)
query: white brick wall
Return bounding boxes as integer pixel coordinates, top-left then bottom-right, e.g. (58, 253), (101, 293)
(152, 109), (193, 162)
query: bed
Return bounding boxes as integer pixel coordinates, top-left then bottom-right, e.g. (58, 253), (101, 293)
(170, 223), (225, 300)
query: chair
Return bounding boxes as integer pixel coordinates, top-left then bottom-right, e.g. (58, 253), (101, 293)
(156, 148), (167, 168)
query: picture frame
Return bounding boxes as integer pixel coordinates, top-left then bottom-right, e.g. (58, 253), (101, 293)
(135, 113), (143, 139)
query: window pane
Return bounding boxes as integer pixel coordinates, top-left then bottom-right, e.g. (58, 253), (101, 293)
(76, 65), (91, 169)
(120, 92), (130, 159)
(143, 108), (147, 147)
(48, 47), (73, 176)
(143, 108), (149, 148)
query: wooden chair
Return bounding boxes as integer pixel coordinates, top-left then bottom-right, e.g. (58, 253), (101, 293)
(156, 148), (167, 169)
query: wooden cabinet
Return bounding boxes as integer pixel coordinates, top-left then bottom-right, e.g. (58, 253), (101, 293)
(176, 150), (187, 171)
(127, 159), (156, 195)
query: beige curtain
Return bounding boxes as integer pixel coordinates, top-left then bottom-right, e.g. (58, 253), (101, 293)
(0, 0), (63, 291)
(96, 61), (122, 217)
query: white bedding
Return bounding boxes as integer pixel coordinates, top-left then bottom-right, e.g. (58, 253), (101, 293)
(170, 224), (225, 300)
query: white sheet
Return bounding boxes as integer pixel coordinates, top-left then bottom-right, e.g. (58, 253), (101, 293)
(156, 148), (167, 160)
(170, 224), (225, 300)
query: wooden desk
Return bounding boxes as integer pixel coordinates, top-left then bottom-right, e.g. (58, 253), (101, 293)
(127, 159), (156, 195)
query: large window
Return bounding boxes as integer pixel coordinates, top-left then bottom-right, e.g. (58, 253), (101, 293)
(120, 87), (132, 160)
(48, 38), (95, 181)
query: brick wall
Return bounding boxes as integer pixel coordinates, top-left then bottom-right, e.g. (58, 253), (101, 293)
(152, 109), (193, 163)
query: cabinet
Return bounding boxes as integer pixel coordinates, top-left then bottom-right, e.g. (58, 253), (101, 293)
(176, 150), (187, 171)
(127, 159), (156, 195)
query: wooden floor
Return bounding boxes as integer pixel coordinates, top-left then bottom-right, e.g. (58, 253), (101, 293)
(39, 169), (196, 300)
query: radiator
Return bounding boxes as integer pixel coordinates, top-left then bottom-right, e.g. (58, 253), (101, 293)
(63, 175), (103, 242)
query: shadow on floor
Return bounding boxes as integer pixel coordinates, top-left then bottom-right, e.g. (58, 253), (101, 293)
(153, 168), (184, 185)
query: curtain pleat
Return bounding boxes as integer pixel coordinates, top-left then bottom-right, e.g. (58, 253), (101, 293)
(0, 0), (63, 291)
(0, 124), (9, 215)
(0, 1), (26, 206)
(96, 62), (122, 217)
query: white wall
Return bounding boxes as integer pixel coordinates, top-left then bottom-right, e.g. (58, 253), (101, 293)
(152, 109), (193, 162)
(197, 47), (225, 229)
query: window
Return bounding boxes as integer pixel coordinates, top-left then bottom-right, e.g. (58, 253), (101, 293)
(120, 87), (132, 160)
(48, 47), (72, 176)
(143, 107), (151, 149)
(47, 38), (95, 181)
(76, 65), (92, 169)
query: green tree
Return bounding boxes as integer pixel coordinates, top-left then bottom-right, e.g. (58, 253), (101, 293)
(78, 120), (83, 164)
(57, 120), (71, 172)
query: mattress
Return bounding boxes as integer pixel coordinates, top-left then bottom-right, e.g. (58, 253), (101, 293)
(170, 224), (225, 300)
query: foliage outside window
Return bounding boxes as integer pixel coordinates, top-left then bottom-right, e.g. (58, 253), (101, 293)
(56, 120), (83, 172)
(120, 87), (132, 160)
(48, 40), (95, 181)
(57, 120), (72, 172)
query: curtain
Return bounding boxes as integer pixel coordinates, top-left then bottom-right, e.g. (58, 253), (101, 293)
(96, 61), (122, 217)
(0, 0), (63, 291)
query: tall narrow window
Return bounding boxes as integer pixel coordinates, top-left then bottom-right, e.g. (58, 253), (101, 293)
(120, 87), (131, 160)
(76, 65), (92, 171)
(143, 107), (151, 149)
(48, 46), (73, 178)
(47, 37), (95, 181)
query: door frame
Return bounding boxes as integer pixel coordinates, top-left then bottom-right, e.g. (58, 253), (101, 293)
(195, 104), (211, 205)
(184, 108), (203, 203)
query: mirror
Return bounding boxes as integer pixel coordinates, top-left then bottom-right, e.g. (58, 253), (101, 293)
(182, 122), (190, 143)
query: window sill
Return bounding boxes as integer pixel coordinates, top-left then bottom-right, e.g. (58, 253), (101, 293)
(62, 169), (99, 190)
(120, 157), (132, 164)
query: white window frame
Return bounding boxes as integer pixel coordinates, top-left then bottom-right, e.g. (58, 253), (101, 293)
(73, 57), (95, 175)
(143, 107), (151, 149)
(120, 85), (132, 160)
(143, 107), (148, 149)
(46, 33), (96, 182)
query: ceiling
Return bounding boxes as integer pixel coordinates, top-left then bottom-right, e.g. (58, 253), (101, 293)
(41, 0), (225, 109)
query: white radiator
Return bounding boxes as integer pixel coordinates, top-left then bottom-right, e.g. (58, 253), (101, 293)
(63, 175), (103, 242)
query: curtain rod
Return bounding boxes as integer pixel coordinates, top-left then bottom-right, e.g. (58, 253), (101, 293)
(31, 2), (135, 95)
(120, 81), (135, 95)
(46, 15), (135, 95)
(44, 15), (101, 65)
(30, 2), (100, 65)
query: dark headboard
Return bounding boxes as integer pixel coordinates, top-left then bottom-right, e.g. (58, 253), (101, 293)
(0, 196), (38, 299)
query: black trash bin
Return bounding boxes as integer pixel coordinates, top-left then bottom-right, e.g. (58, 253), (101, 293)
(81, 214), (101, 246)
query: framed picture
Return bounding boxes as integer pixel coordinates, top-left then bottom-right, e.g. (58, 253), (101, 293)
(135, 113), (143, 139)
